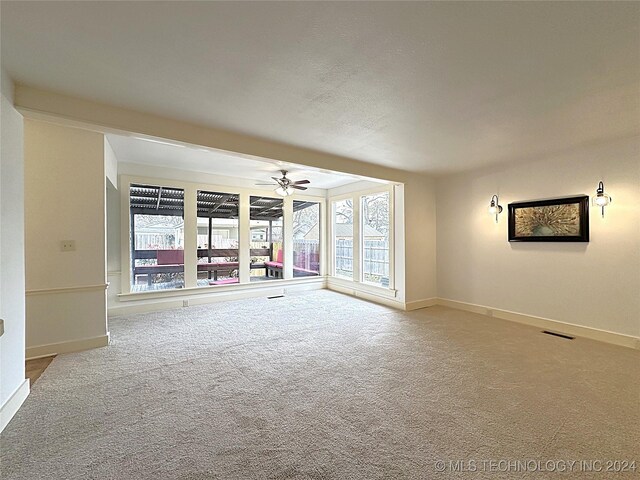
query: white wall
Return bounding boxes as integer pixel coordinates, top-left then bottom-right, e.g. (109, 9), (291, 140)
(0, 68), (28, 420)
(105, 137), (121, 309)
(24, 120), (109, 354)
(104, 137), (118, 188)
(106, 183), (121, 309)
(404, 175), (437, 304)
(14, 87), (438, 312)
(436, 136), (640, 338)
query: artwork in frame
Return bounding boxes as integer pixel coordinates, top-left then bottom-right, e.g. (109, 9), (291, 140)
(508, 195), (589, 242)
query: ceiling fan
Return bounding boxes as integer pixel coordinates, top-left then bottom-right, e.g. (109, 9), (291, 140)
(255, 170), (310, 196)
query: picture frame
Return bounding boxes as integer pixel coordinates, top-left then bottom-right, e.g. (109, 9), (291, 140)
(508, 195), (589, 242)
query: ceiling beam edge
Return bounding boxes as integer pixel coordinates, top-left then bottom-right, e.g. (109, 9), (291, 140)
(14, 84), (416, 184)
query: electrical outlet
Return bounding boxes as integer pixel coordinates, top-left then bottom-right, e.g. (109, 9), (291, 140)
(60, 240), (76, 252)
(183, 300), (189, 307)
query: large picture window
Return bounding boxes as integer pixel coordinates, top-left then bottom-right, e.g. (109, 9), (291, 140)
(250, 196), (283, 281)
(361, 192), (390, 287)
(293, 201), (320, 277)
(196, 191), (239, 287)
(129, 184), (184, 291)
(123, 176), (326, 295)
(333, 199), (353, 279)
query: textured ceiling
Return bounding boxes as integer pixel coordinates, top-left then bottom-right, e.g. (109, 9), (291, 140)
(2, 1), (639, 173)
(107, 134), (360, 189)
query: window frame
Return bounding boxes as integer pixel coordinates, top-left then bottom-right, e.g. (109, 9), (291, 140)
(329, 184), (395, 291)
(120, 174), (326, 295)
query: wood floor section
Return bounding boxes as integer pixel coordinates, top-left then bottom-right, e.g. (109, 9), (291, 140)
(26, 356), (56, 385)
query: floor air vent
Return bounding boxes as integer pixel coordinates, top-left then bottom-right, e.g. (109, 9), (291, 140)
(542, 330), (574, 340)
(268, 295), (285, 299)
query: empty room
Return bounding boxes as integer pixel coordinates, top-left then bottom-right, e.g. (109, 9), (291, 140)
(0, 1), (638, 479)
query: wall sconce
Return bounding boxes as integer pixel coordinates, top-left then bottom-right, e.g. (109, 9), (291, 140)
(488, 194), (503, 223)
(592, 181), (612, 218)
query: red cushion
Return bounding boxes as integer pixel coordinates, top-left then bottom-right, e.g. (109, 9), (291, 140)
(265, 261), (283, 268)
(157, 249), (184, 265)
(276, 249), (283, 263)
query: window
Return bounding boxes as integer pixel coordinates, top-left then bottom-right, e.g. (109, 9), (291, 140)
(129, 184), (184, 291)
(250, 196), (283, 281)
(293, 201), (320, 277)
(333, 199), (353, 279)
(361, 192), (390, 287)
(196, 191), (239, 287)
(123, 176), (325, 294)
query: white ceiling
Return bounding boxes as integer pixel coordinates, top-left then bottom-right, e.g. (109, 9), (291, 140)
(2, 2), (639, 174)
(106, 134), (360, 189)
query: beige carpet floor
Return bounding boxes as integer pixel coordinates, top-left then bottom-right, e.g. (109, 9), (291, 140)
(1, 290), (638, 479)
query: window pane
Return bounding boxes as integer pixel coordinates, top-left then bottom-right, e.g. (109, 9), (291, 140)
(130, 184), (184, 291)
(197, 191), (239, 287)
(293, 201), (320, 277)
(250, 196), (283, 281)
(361, 192), (390, 287)
(333, 199), (353, 279)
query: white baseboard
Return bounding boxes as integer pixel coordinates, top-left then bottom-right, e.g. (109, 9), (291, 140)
(0, 379), (30, 433)
(327, 281), (404, 310)
(26, 333), (110, 359)
(109, 280), (326, 316)
(405, 298), (438, 311)
(436, 298), (640, 350)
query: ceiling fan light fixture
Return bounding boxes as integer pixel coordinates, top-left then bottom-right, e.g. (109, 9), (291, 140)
(275, 185), (293, 197)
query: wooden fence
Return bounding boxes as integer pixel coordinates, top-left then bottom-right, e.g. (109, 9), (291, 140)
(293, 239), (320, 272)
(335, 239), (389, 280)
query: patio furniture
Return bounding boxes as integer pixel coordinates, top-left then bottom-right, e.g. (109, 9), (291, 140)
(265, 249), (319, 277)
(265, 249), (284, 278)
(132, 248), (269, 286)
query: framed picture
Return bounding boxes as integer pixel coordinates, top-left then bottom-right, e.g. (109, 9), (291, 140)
(508, 195), (589, 242)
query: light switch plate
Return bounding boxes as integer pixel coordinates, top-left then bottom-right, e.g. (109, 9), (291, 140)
(61, 240), (76, 252)
(0, 318), (4, 337)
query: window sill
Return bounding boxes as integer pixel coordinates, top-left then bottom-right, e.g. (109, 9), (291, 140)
(118, 275), (326, 302)
(326, 276), (397, 300)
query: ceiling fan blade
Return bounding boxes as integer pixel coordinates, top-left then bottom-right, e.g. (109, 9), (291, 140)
(292, 179), (310, 185)
(271, 177), (285, 186)
(290, 185), (308, 190)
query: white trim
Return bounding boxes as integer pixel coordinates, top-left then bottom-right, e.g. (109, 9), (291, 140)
(283, 195), (294, 280)
(319, 200), (328, 277)
(117, 276), (325, 302)
(436, 298), (640, 350)
(183, 187), (198, 289)
(327, 276), (397, 299)
(327, 280), (403, 310)
(0, 379), (30, 433)
(353, 193), (361, 282)
(26, 333), (110, 359)
(238, 191), (251, 283)
(109, 278), (326, 316)
(405, 298), (438, 311)
(26, 284), (108, 296)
